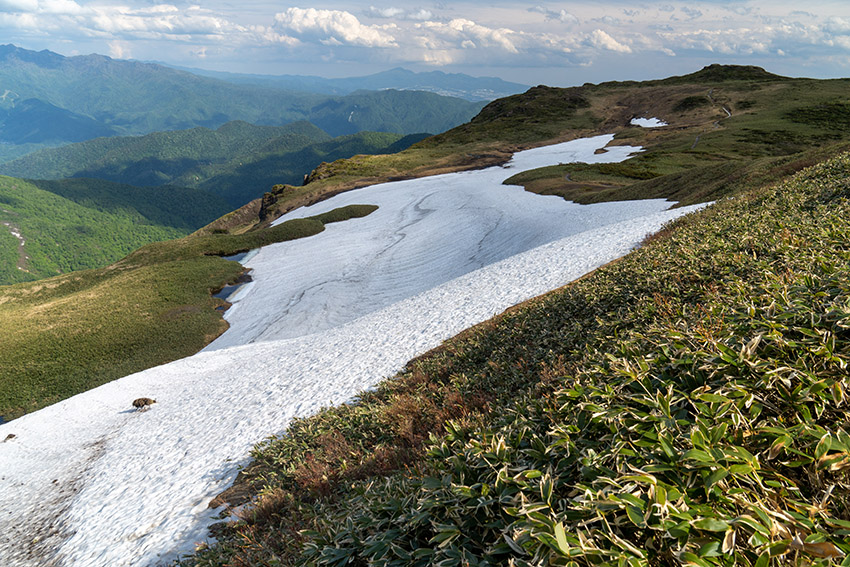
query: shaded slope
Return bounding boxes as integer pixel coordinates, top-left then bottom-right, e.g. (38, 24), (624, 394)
(0, 121), (330, 185)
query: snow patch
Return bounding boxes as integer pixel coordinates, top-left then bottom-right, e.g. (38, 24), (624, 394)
(631, 117), (667, 128)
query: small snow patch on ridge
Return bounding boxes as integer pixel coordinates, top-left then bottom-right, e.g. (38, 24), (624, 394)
(631, 117), (667, 128)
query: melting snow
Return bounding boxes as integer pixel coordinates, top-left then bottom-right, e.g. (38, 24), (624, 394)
(0, 134), (707, 566)
(631, 117), (668, 128)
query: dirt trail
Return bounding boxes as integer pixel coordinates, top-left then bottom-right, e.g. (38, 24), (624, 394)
(692, 89), (732, 149)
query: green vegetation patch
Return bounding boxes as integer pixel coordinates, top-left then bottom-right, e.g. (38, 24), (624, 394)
(0, 204), (378, 420)
(787, 102), (850, 130)
(503, 143), (850, 207)
(672, 95), (711, 112)
(183, 152), (850, 566)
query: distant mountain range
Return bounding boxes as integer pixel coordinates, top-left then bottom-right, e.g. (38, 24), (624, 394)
(169, 65), (529, 102)
(0, 44), (485, 159)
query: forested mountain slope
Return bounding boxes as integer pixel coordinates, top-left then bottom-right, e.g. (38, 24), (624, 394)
(0, 177), (230, 284)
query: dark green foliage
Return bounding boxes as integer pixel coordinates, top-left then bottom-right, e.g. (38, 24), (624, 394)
(311, 204), (379, 224)
(787, 102), (850, 130)
(658, 64), (786, 85)
(673, 95), (711, 112)
(2, 124), (427, 208)
(0, 176), (231, 285)
(199, 131), (424, 207)
(735, 129), (821, 156)
(421, 86), (596, 147)
(0, 98), (117, 143)
(0, 121), (329, 183)
(29, 178), (231, 230)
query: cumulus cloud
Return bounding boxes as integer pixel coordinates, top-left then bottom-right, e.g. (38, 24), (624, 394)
(89, 5), (242, 38)
(588, 29), (631, 53)
(416, 17), (519, 54)
(274, 7), (396, 47)
(681, 6), (703, 20)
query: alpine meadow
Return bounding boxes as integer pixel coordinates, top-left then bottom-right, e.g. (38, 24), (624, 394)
(0, 37), (849, 567)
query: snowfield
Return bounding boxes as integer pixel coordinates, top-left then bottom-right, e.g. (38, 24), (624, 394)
(0, 135), (707, 566)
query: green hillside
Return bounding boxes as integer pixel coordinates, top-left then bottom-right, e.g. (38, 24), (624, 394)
(0, 176), (230, 284)
(0, 123), (430, 208)
(165, 66), (850, 565)
(3, 67), (850, 565)
(0, 121), (329, 183)
(242, 66), (850, 226)
(198, 131), (431, 206)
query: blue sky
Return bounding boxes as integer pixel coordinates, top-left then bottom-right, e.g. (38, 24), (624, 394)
(2, 1), (850, 85)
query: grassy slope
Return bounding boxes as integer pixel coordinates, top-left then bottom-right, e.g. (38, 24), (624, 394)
(183, 141), (850, 567)
(0, 204), (377, 420)
(0, 176), (232, 285)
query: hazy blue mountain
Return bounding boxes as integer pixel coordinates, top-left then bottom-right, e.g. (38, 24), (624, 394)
(169, 65), (529, 102)
(0, 44), (483, 152)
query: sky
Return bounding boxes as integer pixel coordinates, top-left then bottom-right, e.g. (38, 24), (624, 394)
(1, 1), (850, 86)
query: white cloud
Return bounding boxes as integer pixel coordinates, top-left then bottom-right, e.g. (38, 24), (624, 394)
(588, 29), (631, 53)
(274, 7), (396, 47)
(681, 6), (703, 20)
(107, 39), (129, 59)
(89, 6), (242, 38)
(825, 17), (850, 34)
(418, 18), (519, 53)
(1, 1), (850, 87)
(366, 6), (432, 21)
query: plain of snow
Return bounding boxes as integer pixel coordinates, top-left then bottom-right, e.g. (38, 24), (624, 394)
(0, 134), (706, 567)
(630, 117), (668, 128)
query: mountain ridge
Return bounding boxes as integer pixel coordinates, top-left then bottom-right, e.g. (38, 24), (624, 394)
(163, 64), (529, 102)
(0, 44), (484, 158)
